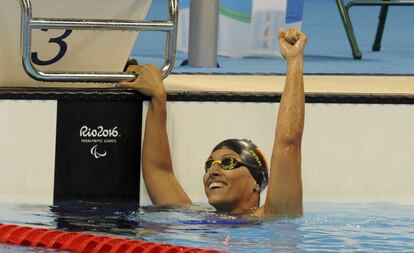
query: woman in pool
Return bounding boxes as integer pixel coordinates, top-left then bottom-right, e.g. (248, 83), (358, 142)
(118, 28), (307, 217)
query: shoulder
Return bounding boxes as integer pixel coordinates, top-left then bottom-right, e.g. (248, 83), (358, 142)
(248, 206), (297, 219)
(245, 207), (271, 219)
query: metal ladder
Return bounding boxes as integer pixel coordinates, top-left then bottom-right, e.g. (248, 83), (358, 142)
(336, 0), (414, 59)
(19, 0), (179, 82)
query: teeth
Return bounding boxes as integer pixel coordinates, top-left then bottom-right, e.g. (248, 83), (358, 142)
(209, 182), (224, 189)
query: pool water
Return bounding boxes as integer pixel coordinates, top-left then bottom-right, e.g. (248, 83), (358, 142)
(0, 244), (65, 253)
(0, 202), (413, 252)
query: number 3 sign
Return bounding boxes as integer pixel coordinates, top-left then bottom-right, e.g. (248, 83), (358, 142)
(31, 29), (72, 66)
(0, 0), (152, 87)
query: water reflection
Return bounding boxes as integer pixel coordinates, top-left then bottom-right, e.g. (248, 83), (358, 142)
(46, 201), (303, 252)
(6, 202), (412, 252)
(50, 201), (155, 238)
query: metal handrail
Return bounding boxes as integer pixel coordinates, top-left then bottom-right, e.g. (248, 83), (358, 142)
(19, 0), (179, 83)
(336, 0), (414, 59)
(346, 0), (414, 11)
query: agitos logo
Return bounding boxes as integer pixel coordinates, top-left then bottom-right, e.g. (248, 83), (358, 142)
(90, 144), (107, 159)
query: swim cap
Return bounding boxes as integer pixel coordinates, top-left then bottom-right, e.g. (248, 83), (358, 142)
(211, 139), (268, 192)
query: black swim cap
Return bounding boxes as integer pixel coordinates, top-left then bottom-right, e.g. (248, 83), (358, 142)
(212, 139), (269, 192)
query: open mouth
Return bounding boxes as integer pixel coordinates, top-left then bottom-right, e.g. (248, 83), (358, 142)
(208, 182), (226, 189)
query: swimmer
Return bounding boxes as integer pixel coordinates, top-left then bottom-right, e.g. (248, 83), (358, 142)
(117, 28), (307, 218)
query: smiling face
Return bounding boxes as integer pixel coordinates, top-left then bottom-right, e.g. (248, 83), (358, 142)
(203, 149), (260, 213)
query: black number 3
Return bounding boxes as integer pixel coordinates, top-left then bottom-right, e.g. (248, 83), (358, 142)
(31, 29), (73, 66)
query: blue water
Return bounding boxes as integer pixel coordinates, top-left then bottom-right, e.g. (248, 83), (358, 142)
(1, 202), (413, 252)
(0, 245), (64, 253)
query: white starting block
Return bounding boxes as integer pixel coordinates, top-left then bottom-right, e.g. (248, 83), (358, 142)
(0, 0), (178, 87)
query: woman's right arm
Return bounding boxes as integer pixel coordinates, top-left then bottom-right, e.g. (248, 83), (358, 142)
(118, 64), (192, 205)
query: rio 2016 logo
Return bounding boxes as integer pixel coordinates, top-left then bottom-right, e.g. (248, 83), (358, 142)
(79, 126), (119, 138)
(79, 125), (121, 159)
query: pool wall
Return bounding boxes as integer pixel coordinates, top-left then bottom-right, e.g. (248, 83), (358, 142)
(139, 99), (414, 206)
(152, 74), (414, 206)
(0, 90), (143, 205)
(1, 75), (414, 206)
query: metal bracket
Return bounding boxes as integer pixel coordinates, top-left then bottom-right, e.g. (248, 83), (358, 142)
(19, 0), (179, 82)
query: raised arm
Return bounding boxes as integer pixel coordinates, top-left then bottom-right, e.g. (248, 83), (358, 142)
(118, 64), (191, 205)
(261, 28), (307, 217)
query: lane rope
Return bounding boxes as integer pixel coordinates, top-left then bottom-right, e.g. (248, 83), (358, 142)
(0, 223), (227, 253)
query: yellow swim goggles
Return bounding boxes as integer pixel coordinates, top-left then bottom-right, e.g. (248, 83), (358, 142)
(204, 157), (261, 173)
